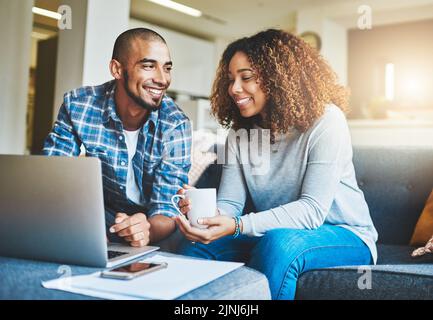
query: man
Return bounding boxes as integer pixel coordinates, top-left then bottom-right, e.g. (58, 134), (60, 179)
(43, 28), (191, 247)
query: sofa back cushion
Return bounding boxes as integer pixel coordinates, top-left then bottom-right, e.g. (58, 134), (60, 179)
(353, 146), (433, 245)
(410, 190), (433, 246)
(196, 145), (433, 246)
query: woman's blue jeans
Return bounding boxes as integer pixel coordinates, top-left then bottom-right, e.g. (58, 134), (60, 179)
(177, 224), (372, 300)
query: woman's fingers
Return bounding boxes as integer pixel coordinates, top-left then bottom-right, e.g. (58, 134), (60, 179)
(175, 185), (194, 214)
(176, 214), (192, 231)
(181, 206), (190, 216)
(175, 217), (202, 242)
(178, 199), (192, 215)
(176, 184), (193, 195)
(197, 216), (221, 227)
(175, 215), (211, 242)
(178, 198), (191, 208)
(180, 204), (191, 215)
(181, 217), (212, 241)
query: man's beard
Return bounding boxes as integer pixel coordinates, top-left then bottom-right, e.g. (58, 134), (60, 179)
(123, 71), (162, 112)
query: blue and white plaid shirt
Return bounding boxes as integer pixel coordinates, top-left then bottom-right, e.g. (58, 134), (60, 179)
(43, 80), (192, 226)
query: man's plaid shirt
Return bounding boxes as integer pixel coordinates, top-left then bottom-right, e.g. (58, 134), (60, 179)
(43, 80), (192, 226)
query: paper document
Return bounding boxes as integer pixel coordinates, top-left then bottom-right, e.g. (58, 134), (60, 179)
(42, 254), (244, 300)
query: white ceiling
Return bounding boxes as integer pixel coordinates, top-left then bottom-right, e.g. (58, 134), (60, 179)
(130, 0), (304, 40)
(33, 0), (433, 40)
(130, 0), (433, 40)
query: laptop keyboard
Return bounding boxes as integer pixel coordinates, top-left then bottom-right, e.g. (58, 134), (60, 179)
(107, 250), (128, 259)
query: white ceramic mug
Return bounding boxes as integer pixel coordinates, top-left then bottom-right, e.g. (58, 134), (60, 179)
(171, 188), (217, 228)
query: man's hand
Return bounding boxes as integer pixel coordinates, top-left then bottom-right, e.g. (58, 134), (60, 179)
(109, 212), (150, 247)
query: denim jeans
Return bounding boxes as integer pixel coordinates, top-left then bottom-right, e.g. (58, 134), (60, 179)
(177, 224), (373, 300)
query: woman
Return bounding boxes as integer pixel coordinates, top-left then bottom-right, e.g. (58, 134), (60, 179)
(173, 29), (378, 300)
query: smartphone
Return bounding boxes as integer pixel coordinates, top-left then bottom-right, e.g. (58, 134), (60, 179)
(100, 261), (168, 280)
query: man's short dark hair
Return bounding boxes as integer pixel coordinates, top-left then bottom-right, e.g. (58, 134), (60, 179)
(112, 28), (166, 64)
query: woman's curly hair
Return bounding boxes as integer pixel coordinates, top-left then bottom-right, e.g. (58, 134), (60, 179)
(211, 29), (349, 139)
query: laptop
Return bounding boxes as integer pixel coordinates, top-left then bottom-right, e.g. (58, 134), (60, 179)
(0, 155), (159, 268)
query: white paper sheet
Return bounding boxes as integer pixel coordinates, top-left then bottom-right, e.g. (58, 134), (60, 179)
(42, 254), (244, 300)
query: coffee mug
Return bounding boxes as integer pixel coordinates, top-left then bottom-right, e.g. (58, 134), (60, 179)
(171, 188), (217, 229)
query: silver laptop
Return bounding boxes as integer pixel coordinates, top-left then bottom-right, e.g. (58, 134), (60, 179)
(0, 155), (159, 268)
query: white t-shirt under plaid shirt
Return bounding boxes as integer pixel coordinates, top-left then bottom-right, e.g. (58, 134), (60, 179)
(123, 128), (141, 205)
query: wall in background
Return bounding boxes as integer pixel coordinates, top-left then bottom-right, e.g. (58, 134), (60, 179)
(53, 0), (130, 119)
(348, 19), (433, 119)
(349, 120), (433, 147)
(0, 0), (33, 154)
(297, 7), (348, 86)
(129, 18), (216, 98)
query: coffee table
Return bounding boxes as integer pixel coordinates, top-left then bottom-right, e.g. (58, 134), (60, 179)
(0, 252), (271, 300)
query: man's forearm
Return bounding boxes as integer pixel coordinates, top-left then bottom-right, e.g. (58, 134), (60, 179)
(148, 214), (176, 244)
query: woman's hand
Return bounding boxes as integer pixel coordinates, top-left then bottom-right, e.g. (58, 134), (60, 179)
(173, 213), (237, 244)
(176, 184), (194, 217)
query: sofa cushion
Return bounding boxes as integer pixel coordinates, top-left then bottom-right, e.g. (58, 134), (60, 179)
(296, 244), (433, 300)
(410, 189), (433, 246)
(195, 163), (222, 190)
(352, 147), (433, 245)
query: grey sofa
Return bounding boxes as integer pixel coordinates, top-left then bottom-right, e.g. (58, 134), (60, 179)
(162, 146), (433, 299)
